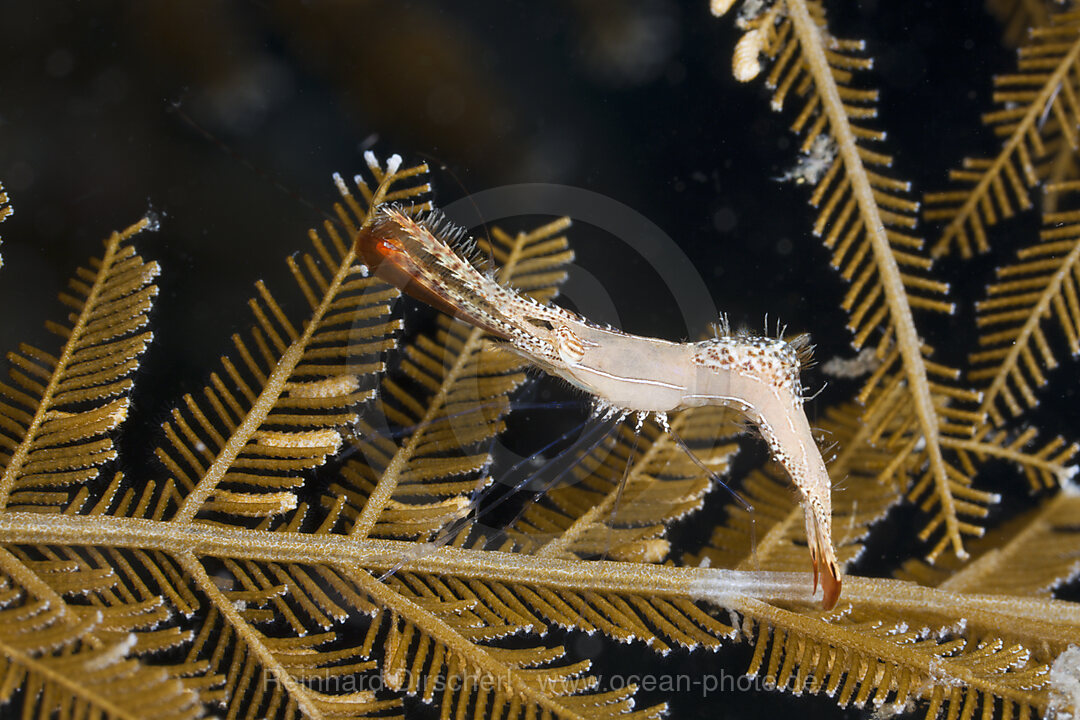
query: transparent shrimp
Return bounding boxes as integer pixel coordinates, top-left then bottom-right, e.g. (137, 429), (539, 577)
(355, 206), (842, 610)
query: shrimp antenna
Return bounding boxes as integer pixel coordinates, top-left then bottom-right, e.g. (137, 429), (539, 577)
(666, 424), (759, 568)
(337, 400), (585, 465)
(414, 150), (497, 275)
(666, 423), (753, 513)
(167, 97), (342, 229)
(465, 414), (604, 517)
(497, 417), (622, 543)
(602, 423), (641, 561)
(377, 415), (618, 581)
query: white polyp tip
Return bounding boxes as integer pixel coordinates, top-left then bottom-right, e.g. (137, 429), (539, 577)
(386, 153), (403, 175)
(710, 0), (737, 17)
(1060, 466), (1079, 492)
(332, 172), (348, 195)
(363, 150), (378, 171)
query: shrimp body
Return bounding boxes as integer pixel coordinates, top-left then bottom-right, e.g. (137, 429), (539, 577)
(542, 320), (697, 412)
(356, 206), (841, 609)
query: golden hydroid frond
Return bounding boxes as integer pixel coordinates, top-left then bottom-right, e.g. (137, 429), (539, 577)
(713, 0), (990, 562)
(987, 0), (1054, 46)
(0, 218), (158, 514)
(899, 488), (1080, 613)
(0, 549), (201, 720)
(1, 156), (1064, 719)
(734, 595), (1051, 718)
(340, 566), (667, 719)
(342, 218), (574, 541)
(3, 3), (1080, 714)
(891, 489), (1080, 675)
(970, 181), (1080, 425)
(0, 160), (714, 718)
(954, 488), (1080, 607)
(925, 11), (1080, 258)
(0, 219), (212, 720)
(154, 156), (430, 524)
(5, 491), (1077, 720)
(515, 407), (741, 562)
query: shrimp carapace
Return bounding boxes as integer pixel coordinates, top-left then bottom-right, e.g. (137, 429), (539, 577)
(355, 213), (509, 340)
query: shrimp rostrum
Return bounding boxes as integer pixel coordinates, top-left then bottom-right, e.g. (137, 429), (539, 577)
(356, 205), (842, 610)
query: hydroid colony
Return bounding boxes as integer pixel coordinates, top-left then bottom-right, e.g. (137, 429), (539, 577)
(0, 2), (1079, 720)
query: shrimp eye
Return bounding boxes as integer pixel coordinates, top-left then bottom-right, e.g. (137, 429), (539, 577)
(355, 221), (409, 271)
(378, 238), (403, 256)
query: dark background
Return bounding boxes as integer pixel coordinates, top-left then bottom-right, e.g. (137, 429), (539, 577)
(0, 1), (1073, 718)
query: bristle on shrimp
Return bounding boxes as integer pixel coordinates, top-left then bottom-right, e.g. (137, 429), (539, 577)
(711, 313), (732, 338)
(788, 333), (815, 367)
(412, 208), (492, 274)
(354, 205), (572, 360)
